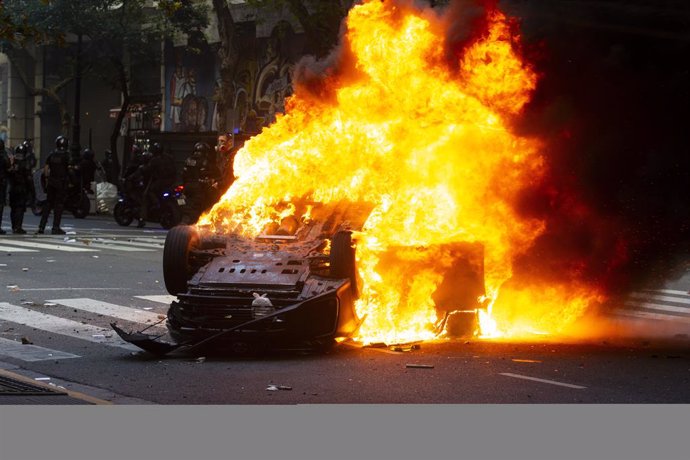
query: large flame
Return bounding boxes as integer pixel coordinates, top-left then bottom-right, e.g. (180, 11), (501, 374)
(200, 1), (599, 343)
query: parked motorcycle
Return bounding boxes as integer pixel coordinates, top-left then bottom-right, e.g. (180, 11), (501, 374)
(113, 185), (185, 229)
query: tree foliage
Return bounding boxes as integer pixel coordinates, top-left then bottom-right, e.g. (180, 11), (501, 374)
(1, 0), (207, 165)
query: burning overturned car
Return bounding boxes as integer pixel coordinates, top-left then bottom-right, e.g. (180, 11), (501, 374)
(113, 200), (487, 355)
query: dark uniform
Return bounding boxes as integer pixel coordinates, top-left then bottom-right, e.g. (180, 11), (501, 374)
(0, 140), (10, 234)
(102, 149), (118, 185)
(181, 142), (220, 225)
(7, 144), (33, 234)
(80, 148), (98, 193)
(122, 146), (150, 223)
(137, 143), (176, 227)
(21, 139), (38, 209)
(38, 136), (70, 235)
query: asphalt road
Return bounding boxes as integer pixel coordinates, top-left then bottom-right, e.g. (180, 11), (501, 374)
(0, 211), (689, 404)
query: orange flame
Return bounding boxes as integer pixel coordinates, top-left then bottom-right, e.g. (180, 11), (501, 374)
(200, 1), (597, 343)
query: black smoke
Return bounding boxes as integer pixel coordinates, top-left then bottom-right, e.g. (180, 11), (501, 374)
(490, 0), (690, 295)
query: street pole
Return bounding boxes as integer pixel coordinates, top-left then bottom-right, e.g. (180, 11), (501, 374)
(71, 32), (82, 162)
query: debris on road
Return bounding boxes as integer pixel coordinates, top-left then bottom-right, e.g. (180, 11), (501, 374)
(21, 267), (29, 272)
(406, 363), (434, 369)
(266, 384), (292, 391)
(7, 285), (20, 291)
(512, 359), (542, 363)
(21, 337), (33, 345)
(43, 303), (57, 307)
(195, 356), (206, 363)
(390, 344), (421, 352)
(364, 342), (387, 348)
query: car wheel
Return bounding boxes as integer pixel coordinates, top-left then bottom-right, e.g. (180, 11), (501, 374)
(159, 203), (182, 230)
(330, 230), (359, 297)
(113, 202), (133, 226)
(163, 225), (200, 295)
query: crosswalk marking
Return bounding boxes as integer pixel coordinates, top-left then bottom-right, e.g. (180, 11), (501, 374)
(0, 237), (164, 253)
(48, 298), (164, 324)
(644, 289), (689, 296)
(0, 337), (80, 361)
(0, 302), (139, 350)
(614, 309), (690, 324)
(0, 245), (38, 253)
(629, 291), (690, 305)
(63, 241), (155, 252)
(132, 237), (167, 245)
(117, 240), (166, 249)
(625, 299), (690, 315)
(0, 239), (97, 252)
(134, 295), (176, 305)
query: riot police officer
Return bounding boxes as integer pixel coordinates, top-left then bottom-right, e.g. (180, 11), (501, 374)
(37, 135), (70, 234)
(181, 142), (220, 224)
(7, 144), (33, 234)
(122, 144), (150, 225)
(21, 139), (38, 210)
(0, 140), (10, 234)
(137, 142), (176, 228)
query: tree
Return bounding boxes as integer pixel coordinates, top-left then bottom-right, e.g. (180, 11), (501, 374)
(1, 0), (206, 172)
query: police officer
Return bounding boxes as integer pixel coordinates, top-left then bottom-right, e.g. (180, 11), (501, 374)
(37, 135), (70, 235)
(7, 144), (33, 234)
(80, 148), (98, 193)
(21, 139), (38, 209)
(122, 144), (150, 225)
(181, 142), (220, 224)
(0, 140), (10, 234)
(137, 142), (176, 228)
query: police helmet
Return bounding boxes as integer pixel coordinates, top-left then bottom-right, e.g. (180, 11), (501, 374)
(55, 135), (69, 150)
(14, 144), (27, 160)
(150, 142), (163, 156)
(193, 142), (210, 157)
(82, 148), (95, 159)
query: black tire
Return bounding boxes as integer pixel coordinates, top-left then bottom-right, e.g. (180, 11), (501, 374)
(163, 225), (200, 295)
(72, 192), (90, 218)
(330, 230), (359, 297)
(159, 203), (182, 230)
(113, 201), (133, 226)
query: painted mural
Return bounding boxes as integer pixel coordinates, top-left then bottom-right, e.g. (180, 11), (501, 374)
(164, 22), (299, 134)
(164, 45), (216, 132)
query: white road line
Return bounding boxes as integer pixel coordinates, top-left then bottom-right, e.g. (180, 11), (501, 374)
(0, 303), (138, 350)
(65, 241), (155, 252)
(135, 295), (176, 305)
(0, 337), (80, 361)
(132, 238), (167, 244)
(0, 239), (97, 252)
(645, 289), (690, 296)
(625, 300), (690, 315)
(499, 373), (587, 389)
(48, 298), (163, 324)
(15, 287), (131, 291)
(629, 292), (690, 305)
(0, 245), (38, 253)
(613, 310), (690, 324)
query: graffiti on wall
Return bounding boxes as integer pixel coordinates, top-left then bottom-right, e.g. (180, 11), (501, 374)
(165, 46), (215, 132)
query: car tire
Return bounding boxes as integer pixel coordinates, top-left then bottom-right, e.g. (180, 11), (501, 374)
(159, 203), (182, 230)
(330, 230), (359, 297)
(163, 225), (200, 295)
(113, 202), (133, 226)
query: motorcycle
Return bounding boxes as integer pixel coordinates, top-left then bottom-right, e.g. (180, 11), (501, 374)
(113, 184), (185, 230)
(31, 169), (91, 218)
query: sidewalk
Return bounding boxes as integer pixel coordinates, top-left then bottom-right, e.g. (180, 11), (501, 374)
(0, 368), (107, 405)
